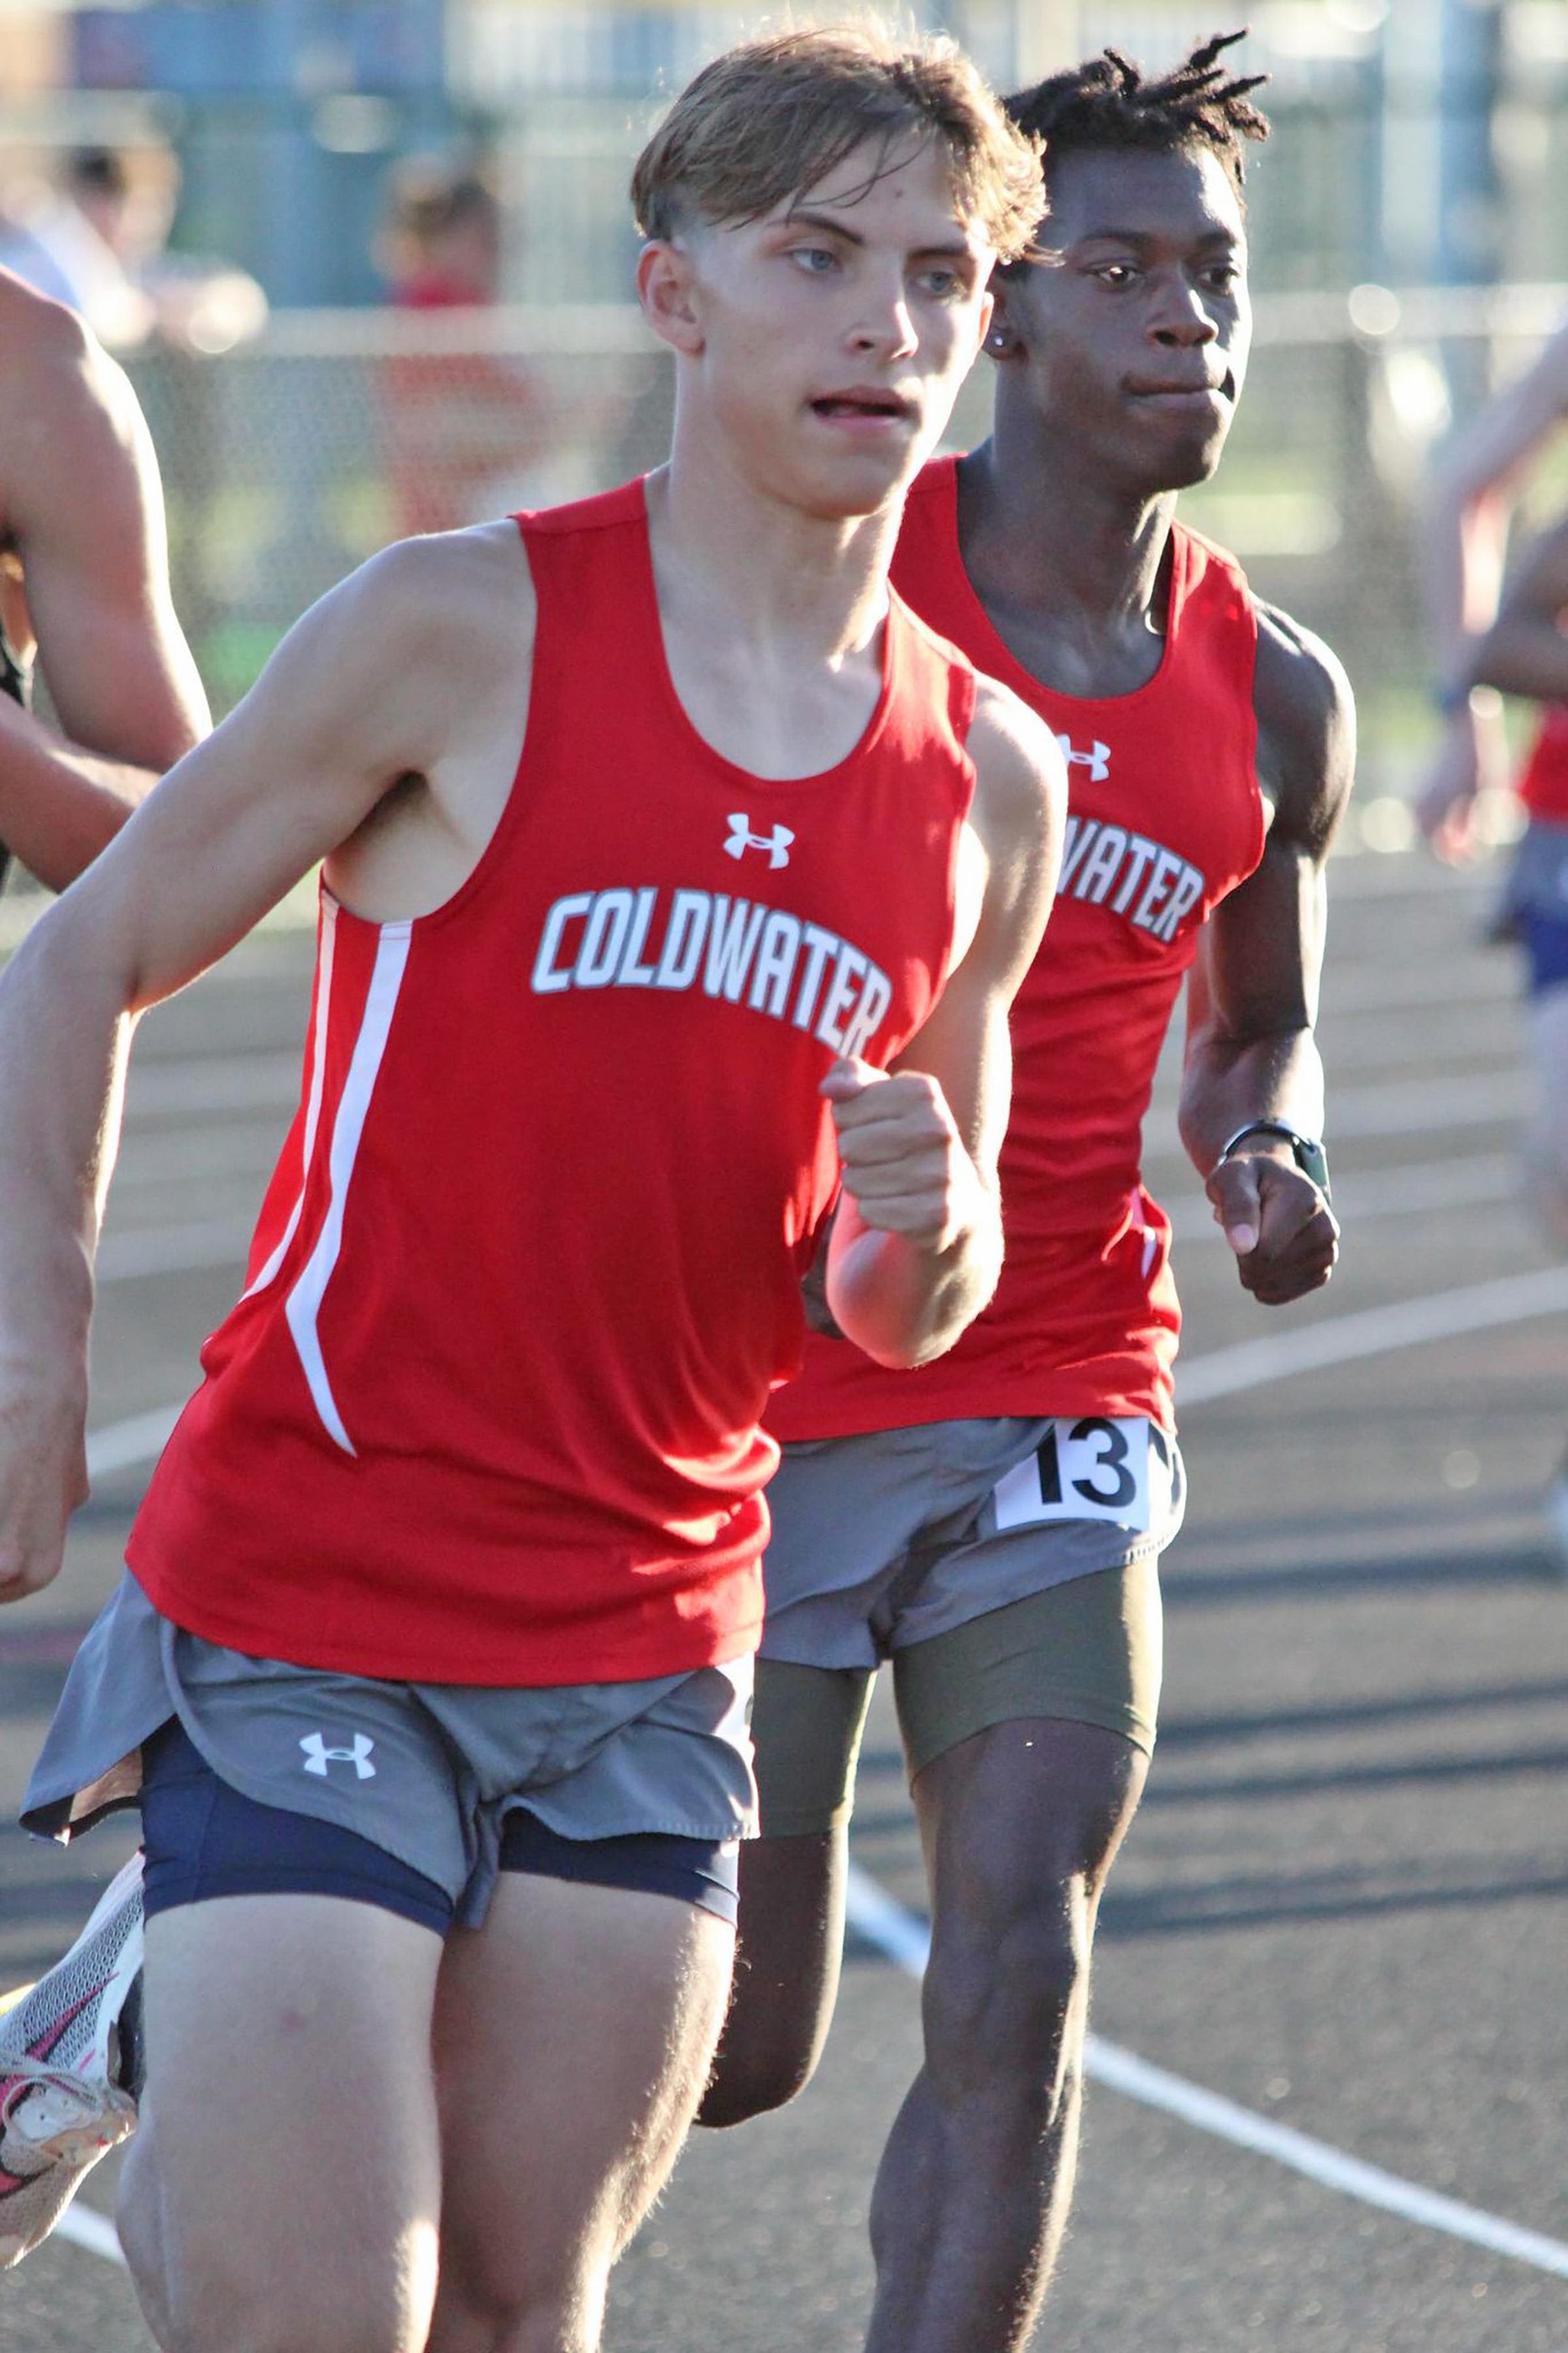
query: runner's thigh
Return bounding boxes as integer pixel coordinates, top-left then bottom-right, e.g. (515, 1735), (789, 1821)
(431, 1872), (734, 2336)
(894, 1553), (1164, 1784)
(133, 1894), (444, 2353)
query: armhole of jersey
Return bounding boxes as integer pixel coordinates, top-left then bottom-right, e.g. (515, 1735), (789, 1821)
(378, 516), (547, 936)
(948, 655), (979, 772)
(933, 653), (980, 1002)
(1241, 586), (1267, 870)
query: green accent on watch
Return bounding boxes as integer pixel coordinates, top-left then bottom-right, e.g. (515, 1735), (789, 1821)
(1216, 1121), (1331, 1201)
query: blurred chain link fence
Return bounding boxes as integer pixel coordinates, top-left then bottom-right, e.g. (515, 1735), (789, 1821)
(110, 276), (1565, 818)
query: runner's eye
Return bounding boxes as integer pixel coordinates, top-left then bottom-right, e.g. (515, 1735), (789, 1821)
(790, 246), (838, 276)
(1093, 263), (1137, 288)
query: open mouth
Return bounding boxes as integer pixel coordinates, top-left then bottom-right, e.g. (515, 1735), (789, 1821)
(809, 391), (915, 423)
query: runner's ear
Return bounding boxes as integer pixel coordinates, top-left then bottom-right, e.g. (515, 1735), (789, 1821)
(984, 279), (1023, 361)
(636, 240), (706, 357)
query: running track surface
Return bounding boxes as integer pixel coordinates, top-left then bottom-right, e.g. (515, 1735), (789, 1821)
(2, 849), (1566, 2351)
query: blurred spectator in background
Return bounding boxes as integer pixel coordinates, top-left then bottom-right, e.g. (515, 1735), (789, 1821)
(0, 266), (210, 894)
(0, 143), (265, 355)
(376, 154), (548, 533)
(1418, 318), (1568, 1559)
(378, 155), (504, 311)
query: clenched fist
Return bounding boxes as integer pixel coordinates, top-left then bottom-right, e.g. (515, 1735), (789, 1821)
(821, 1057), (985, 1254)
(0, 1374), (89, 1604)
(1206, 1148), (1339, 1306)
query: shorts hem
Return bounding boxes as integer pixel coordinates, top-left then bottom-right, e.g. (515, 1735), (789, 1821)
(142, 1867), (451, 1938)
(754, 1797), (855, 1839)
(904, 1689), (1156, 1782)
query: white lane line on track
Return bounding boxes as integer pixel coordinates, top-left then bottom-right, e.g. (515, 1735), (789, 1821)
(85, 1406), (183, 1481)
(52, 2204), (127, 2265)
(1176, 1266), (1568, 1407)
(841, 1864), (1568, 2281)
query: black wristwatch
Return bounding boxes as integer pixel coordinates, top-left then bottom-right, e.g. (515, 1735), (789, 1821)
(1215, 1121), (1331, 1201)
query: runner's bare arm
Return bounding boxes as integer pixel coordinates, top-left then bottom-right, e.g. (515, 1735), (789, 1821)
(0, 524), (534, 1602)
(1417, 318), (1568, 854)
(1179, 606), (1353, 1306)
(1467, 516), (1568, 706)
(0, 281), (210, 889)
(823, 678), (1064, 1367)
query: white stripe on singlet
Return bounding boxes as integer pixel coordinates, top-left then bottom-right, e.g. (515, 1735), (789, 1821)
(239, 897), (339, 1303)
(284, 919), (412, 1454)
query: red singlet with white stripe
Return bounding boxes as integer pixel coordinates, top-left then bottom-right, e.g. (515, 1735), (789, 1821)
(1519, 705), (1568, 825)
(769, 455), (1265, 1443)
(129, 481), (976, 1683)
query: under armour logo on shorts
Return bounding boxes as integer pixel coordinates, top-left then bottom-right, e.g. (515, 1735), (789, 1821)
(300, 1732), (377, 1780)
(1056, 736), (1111, 782)
(725, 813), (794, 868)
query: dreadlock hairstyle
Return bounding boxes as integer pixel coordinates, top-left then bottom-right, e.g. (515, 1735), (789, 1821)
(1006, 29), (1269, 204)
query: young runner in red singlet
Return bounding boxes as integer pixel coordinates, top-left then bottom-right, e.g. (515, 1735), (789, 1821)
(0, 30), (1063, 2337)
(1439, 510), (1568, 1549)
(703, 41), (1354, 2353)
(1417, 318), (1568, 1555)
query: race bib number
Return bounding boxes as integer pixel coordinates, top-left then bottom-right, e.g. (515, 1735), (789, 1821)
(992, 1417), (1153, 1534)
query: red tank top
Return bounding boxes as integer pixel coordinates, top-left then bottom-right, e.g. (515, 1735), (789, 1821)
(1519, 704), (1568, 824)
(129, 481), (976, 1682)
(769, 455), (1264, 1442)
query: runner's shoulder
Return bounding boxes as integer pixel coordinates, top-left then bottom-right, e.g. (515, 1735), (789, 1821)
(0, 264), (87, 363)
(0, 270), (113, 435)
(1252, 601), (1355, 852)
(333, 519), (536, 691)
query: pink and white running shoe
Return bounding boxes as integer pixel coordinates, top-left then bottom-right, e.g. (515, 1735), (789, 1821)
(0, 1851), (145, 2267)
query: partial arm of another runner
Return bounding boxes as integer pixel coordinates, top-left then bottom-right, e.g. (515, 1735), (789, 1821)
(1179, 605), (1354, 1306)
(1465, 514), (1568, 706)
(822, 676), (1065, 1367)
(0, 525), (533, 1604)
(0, 277), (210, 889)
(1415, 318), (1568, 860)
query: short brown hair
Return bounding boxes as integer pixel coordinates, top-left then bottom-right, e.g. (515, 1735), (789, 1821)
(631, 26), (1044, 265)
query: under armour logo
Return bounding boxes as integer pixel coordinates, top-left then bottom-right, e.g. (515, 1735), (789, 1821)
(1056, 736), (1111, 783)
(725, 814), (794, 869)
(300, 1732), (376, 1780)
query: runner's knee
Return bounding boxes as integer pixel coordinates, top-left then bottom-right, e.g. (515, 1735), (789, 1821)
(924, 1874), (1092, 2098)
(698, 1827), (843, 2126)
(700, 1994), (821, 2124)
(140, 2269), (423, 2353)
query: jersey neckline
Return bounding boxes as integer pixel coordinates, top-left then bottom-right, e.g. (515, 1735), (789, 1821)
(630, 474), (901, 797)
(923, 454), (1191, 719)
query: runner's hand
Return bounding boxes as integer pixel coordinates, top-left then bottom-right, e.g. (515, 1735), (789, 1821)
(821, 1058), (983, 1254)
(0, 1373), (88, 1602)
(1414, 706), (1507, 864)
(1206, 1151), (1338, 1306)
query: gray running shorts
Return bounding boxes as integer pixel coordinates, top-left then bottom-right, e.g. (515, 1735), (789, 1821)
(23, 1570), (756, 1932)
(759, 1413), (1184, 1669)
(752, 1416), (1181, 1831)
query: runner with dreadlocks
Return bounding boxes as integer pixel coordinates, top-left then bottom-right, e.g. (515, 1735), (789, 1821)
(702, 33), (1352, 2350)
